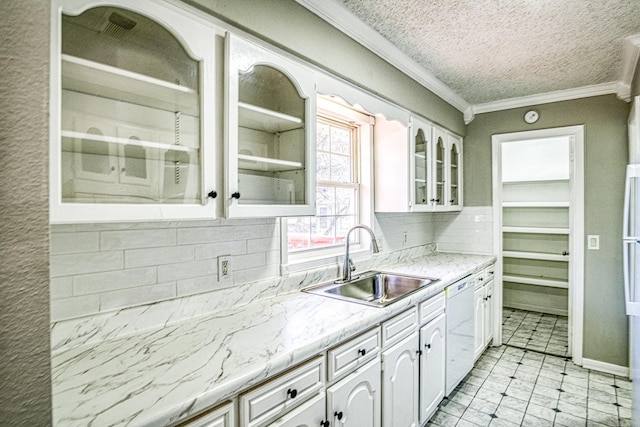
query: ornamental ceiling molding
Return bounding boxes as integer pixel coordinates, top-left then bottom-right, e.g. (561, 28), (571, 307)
(296, 0), (639, 124)
(294, 0), (471, 114)
(617, 34), (640, 103)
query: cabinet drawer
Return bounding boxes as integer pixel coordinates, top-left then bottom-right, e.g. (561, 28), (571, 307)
(484, 264), (495, 282)
(382, 307), (417, 347)
(418, 292), (445, 325)
(327, 328), (380, 382)
(472, 270), (485, 289)
(240, 356), (325, 427)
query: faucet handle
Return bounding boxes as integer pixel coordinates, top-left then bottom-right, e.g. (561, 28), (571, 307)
(348, 258), (356, 272)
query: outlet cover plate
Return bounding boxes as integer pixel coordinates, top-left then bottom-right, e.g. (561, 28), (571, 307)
(218, 255), (232, 283)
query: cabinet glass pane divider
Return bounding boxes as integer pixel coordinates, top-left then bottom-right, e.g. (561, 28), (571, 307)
(503, 274), (569, 289)
(502, 250), (569, 262)
(502, 226), (570, 235)
(238, 153), (303, 171)
(61, 130), (196, 153)
(61, 54), (198, 114)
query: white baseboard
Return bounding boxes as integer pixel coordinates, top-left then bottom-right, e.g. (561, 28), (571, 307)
(581, 358), (630, 378)
(504, 302), (568, 317)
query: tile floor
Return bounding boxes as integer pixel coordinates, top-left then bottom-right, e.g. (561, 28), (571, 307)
(428, 345), (633, 427)
(502, 308), (569, 358)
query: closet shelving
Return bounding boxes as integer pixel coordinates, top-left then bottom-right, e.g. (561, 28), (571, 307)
(501, 178), (570, 290)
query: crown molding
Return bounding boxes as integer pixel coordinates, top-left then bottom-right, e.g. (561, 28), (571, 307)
(617, 34), (640, 102)
(469, 82), (619, 117)
(295, 0), (471, 114)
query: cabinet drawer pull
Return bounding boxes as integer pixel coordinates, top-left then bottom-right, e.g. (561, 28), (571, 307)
(287, 388), (298, 399)
(207, 190), (217, 199)
(231, 192), (241, 199)
(358, 348), (366, 356)
(334, 411), (343, 420)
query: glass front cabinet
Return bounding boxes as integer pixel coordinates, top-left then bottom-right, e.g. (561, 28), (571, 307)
(225, 34), (316, 217)
(51, 0), (222, 222)
(432, 127), (463, 212)
(412, 116), (434, 212)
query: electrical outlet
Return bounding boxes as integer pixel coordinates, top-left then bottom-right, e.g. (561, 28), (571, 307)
(587, 235), (600, 250)
(218, 255), (232, 282)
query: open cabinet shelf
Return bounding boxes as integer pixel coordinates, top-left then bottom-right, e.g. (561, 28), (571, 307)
(238, 102), (304, 133)
(503, 274), (569, 289)
(62, 54), (198, 115)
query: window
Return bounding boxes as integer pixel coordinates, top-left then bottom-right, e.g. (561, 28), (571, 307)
(286, 96), (373, 260)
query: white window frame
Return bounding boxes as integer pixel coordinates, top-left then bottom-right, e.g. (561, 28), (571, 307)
(281, 96), (374, 272)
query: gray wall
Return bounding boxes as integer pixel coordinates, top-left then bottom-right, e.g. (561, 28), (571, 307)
(0, 0), (52, 425)
(185, 0), (466, 136)
(465, 95), (631, 366)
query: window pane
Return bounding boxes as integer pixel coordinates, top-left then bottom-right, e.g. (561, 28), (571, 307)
(336, 187), (356, 215)
(311, 216), (336, 247)
(317, 122), (330, 151)
(331, 126), (350, 155)
(288, 216), (311, 250)
(337, 215), (357, 244)
(316, 186), (335, 216)
(330, 154), (351, 182)
(317, 152), (330, 180)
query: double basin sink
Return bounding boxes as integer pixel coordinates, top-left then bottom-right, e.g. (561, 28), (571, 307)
(303, 271), (439, 307)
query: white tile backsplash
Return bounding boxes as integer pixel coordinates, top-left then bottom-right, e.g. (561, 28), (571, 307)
(434, 206), (493, 254)
(49, 208), (493, 322)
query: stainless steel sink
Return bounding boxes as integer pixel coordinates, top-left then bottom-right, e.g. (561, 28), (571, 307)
(303, 271), (439, 307)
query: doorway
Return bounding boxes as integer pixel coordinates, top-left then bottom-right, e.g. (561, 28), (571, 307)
(492, 126), (584, 365)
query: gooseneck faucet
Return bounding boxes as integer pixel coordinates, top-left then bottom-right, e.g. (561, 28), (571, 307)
(339, 224), (380, 283)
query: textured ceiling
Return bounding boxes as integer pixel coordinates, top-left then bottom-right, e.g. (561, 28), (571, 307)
(337, 0), (640, 105)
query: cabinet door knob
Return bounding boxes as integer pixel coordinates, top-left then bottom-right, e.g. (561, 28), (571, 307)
(358, 348), (366, 356)
(334, 411), (343, 420)
(425, 343), (431, 349)
(320, 421), (330, 427)
(287, 388), (298, 399)
(562, 251), (569, 256)
(231, 192), (241, 199)
(417, 349), (423, 356)
(207, 191), (217, 199)
(449, 199), (455, 203)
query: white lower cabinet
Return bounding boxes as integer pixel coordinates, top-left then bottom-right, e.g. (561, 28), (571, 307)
(484, 280), (494, 347)
(473, 279), (486, 360)
(267, 392), (326, 427)
(381, 332), (420, 427)
(327, 357), (381, 427)
(239, 356), (325, 427)
(419, 312), (446, 425)
(474, 265), (496, 361)
(186, 291), (454, 427)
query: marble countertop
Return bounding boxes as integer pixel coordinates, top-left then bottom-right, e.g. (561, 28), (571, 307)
(51, 251), (494, 426)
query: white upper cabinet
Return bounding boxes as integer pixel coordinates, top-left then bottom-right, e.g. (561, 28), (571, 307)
(412, 116), (434, 212)
(225, 34), (316, 217)
(374, 115), (462, 213)
(51, 0), (222, 223)
(432, 127), (463, 212)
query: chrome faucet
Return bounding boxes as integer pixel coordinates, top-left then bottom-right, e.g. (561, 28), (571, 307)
(339, 224), (380, 283)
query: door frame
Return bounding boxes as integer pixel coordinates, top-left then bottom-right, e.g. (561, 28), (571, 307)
(491, 125), (584, 365)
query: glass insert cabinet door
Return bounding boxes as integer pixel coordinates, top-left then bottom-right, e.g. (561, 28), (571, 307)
(225, 33), (316, 218)
(433, 131), (446, 209)
(51, 0), (220, 222)
(412, 117), (432, 211)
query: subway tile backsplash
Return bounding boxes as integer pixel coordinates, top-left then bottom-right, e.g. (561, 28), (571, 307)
(50, 208), (493, 322)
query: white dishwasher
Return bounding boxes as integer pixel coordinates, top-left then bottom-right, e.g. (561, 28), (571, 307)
(445, 275), (475, 396)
